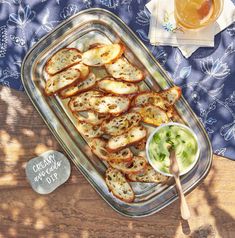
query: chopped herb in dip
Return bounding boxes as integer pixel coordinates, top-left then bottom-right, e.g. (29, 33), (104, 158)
(148, 124), (199, 175)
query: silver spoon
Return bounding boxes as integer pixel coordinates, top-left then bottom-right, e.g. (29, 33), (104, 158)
(169, 149), (190, 220)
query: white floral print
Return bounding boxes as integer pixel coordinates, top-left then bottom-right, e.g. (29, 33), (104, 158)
(0, 25), (7, 57)
(200, 58), (230, 80)
(221, 121), (235, 141)
(60, 4), (79, 19)
(7, 5), (36, 28)
(136, 8), (150, 26)
(100, 0), (119, 9)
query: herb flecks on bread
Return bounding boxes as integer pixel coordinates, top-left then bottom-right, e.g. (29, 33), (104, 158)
(45, 48), (82, 75)
(105, 167), (135, 202)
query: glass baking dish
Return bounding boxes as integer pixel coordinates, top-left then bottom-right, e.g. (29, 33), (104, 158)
(21, 8), (212, 217)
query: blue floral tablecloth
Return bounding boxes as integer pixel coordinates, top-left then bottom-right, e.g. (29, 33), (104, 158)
(0, 0), (235, 160)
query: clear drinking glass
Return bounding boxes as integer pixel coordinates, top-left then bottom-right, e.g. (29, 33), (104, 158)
(175, 0), (224, 29)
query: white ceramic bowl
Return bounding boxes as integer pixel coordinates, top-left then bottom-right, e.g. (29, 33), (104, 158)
(146, 122), (200, 177)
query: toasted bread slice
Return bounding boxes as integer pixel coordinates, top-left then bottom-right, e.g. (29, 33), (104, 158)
(101, 112), (141, 136)
(132, 105), (169, 126)
(90, 138), (133, 162)
(45, 68), (81, 96)
(126, 165), (168, 183)
(97, 77), (139, 95)
(60, 73), (96, 98)
(160, 86), (182, 105)
(68, 90), (103, 112)
(71, 63), (89, 79)
(90, 96), (130, 116)
(105, 167), (135, 203)
(109, 156), (146, 174)
(76, 121), (102, 138)
(105, 57), (144, 83)
(133, 92), (168, 110)
(73, 111), (109, 125)
(133, 86), (182, 109)
(107, 126), (147, 152)
(45, 48), (82, 75)
(82, 43), (125, 66)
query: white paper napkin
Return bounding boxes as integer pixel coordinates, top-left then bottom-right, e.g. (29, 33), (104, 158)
(147, 0), (235, 58)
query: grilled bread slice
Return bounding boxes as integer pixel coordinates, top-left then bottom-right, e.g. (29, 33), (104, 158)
(105, 167), (135, 203)
(107, 126), (147, 152)
(97, 77), (139, 95)
(76, 121), (102, 138)
(126, 165), (168, 183)
(133, 92), (168, 110)
(90, 138), (133, 162)
(101, 112), (142, 136)
(60, 73), (96, 98)
(105, 57), (144, 83)
(73, 111), (109, 125)
(45, 48), (82, 75)
(68, 90), (103, 112)
(90, 96), (130, 116)
(109, 156), (146, 174)
(132, 105), (169, 126)
(45, 68), (81, 96)
(82, 43), (125, 66)
(133, 86), (182, 109)
(159, 86), (182, 105)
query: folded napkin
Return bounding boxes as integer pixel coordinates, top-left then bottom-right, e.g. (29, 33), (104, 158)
(147, 0), (235, 58)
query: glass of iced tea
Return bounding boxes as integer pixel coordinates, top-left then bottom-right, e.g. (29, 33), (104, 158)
(175, 0), (224, 29)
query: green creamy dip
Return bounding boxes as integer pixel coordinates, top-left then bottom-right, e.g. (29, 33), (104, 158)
(148, 125), (198, 175)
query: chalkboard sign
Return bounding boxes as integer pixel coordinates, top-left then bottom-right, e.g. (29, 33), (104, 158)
(25, 150), (71, 194)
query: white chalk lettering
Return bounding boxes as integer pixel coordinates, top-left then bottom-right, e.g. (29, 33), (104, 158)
(32, 153), (63, 187)
(33, 165), (37, 173)
(48, 154), (55, 162)
(53, 173), (58, 181)
(33, 154), (56, 173)
(46, 177), (51, 184)
(45, 173), (58, 185)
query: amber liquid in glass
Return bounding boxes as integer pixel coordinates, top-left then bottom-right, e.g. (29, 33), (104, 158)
(175, 0), (223, 29)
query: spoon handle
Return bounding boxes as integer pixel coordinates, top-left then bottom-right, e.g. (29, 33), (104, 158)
(174, 175), (191, 220)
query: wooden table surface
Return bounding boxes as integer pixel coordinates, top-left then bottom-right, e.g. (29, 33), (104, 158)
(0, 85), (235, 238)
